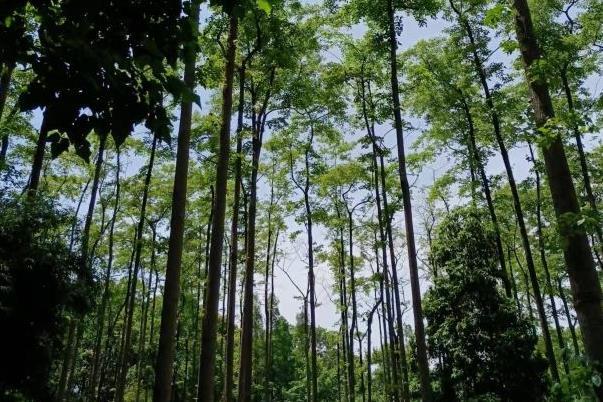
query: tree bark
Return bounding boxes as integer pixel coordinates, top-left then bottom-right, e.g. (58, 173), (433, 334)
(264, 167), (277, 402)
(197, 12), (238, 402)
(223, 64), (246, 402)
(560, 70), (603, 262)
(460, 97), (511, 296)
(153, 3), (199, 399)
(58, 135), (107, 401)
(386, 0), (432, 398)
(529, 142), (570, 376)
(27, 112), (50, 196)
(366, 300), (381, 402)
(511, 2), (603, 395)
(0, 63), (14, 165)
(557, 274), (581, 355)
(303, 129), (319, 402)
(89, 147), (121, 400)
(116, 134), (158, 401)
(371, 151), (400, 401)
(451, 7), (559, 380)
(238, 67), (273, 402)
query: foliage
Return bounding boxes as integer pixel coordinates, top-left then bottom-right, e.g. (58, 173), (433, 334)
(424, 207), (548, 401)
(0, 195), (93, 400)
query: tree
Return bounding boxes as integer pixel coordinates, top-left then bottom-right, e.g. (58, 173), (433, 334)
(424, 207), (548, 401)
(197, 2), (239, 401)
(153, 2), (200, 400)
(510, 1), (603, 397)
(0, 196), (92, 400)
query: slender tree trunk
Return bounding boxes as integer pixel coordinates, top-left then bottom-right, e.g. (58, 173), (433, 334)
(58, 135), (107, 401)
(560, 70), (603, 261)
(27, 112), (50, 196)
(0, 63), (14, 165)
(197, 12), (238, 402)
(386, 1), (432, 398)
(529, 142), (570, 376)
(136, 227), (158, 402)
(360, 74), (409, 400)
(511, 2), (603, 395)
(238, 71), (273, 402)
(57, 318), (77, 401)
(360, 78), (398, 399)
(346, 209), (359, 400)
(303, 131), (319, 402)
(191, 204), (213, 397)
(237, 131), (260, 402)
(304, 296), (311, 402)
(153, 3), (199, 399)
(268, 229), (278, 399)
(514, 245), (535, 322)
(458, 13), (559, 381)
(264, 170), (276, 402)
(377, 152), (410, 401)
(372, 223), (390, 399)
(145, 236), (160, 402)
(223, 64), (246, 402)
(116, 134), (158, 401)
(336, 207), (353, 402)
(90, 150), (121, 400)
(557, 275), (581, 355)
(337, 343), (343, 402)
(460, 98), (511, 296)
(504, 247), (521, 315)
(367, 300), (381, 402)
(371, 152), (400, 401)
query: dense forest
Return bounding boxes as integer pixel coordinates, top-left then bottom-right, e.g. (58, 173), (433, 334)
(1, 0), (602, 401)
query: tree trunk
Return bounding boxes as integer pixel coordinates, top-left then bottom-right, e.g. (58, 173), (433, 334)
(458, 12), (559, 381)
(386, 0), (432, 398)
(507, 246), (522, 313)
(511, 2), (603, 395)
(116, 134), (158, 401)
(238, 116), (262, 402)
(145, 232), (160, 402)
(197, 12), (238, 402)
(27, 112), (50, 196)
(460, 97), (511, 296)
(529, 142), (570, 376)
(58, 135), (107, 401)
(371, 152), (400, 401)
(360, 74), (409, 399)
(153, 3), (199, 399)
(0, 63), (14, 165)
(377, 152), (410, 401)
(560, 70), (603, 262)
(264, 168), (277, 402)
(557, 275), (581, 355)
(367, 300), (381, 402)
(223, 64), (246, 402)
(90, 149), (121, 400)
(336, 206), (353, 402)
(136, 226), (158, 402)
(303, 129), (319, 402)
(238, 67), (273, 402)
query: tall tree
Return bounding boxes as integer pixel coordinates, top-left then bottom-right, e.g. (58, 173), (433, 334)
(510, 1), (603, 397)
(197, 3), (239, 400)
(386, 0), (432, 397)
(153, 2), (200, 400)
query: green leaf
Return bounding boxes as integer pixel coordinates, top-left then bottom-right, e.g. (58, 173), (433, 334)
(483, 4), (505, 28)
(257, 0), (272, 13)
